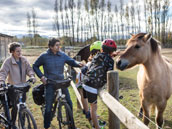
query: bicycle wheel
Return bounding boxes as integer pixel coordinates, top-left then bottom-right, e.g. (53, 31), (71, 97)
(18, 108), (37, 129)
(0, 114), (9, 129)
(57, 102), (75, 129)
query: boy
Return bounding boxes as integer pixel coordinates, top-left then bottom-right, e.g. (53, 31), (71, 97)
(82, 39), (119, 129)
(76, 41), (102, 119)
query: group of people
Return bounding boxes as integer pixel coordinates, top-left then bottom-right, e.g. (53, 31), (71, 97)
(0, 38), (119, 129)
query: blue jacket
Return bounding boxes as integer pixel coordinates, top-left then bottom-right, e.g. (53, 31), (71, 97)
(33, 49), (80, 80)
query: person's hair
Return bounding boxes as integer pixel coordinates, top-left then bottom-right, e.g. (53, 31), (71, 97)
(102, 45), (116, 54)
(48, 38), (60, 47)
(8, 42), (21, 53)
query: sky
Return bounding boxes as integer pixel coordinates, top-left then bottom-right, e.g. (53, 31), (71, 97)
(0, 0), (128, 38)
(0, 0), (56, 37)
(0, 0), (171, 38)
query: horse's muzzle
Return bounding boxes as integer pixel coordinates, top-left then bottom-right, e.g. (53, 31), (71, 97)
(116, 59), (129, 71)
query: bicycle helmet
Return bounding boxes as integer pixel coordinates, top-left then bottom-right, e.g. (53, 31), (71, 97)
(102, 39), (117, 53)
(90, 41), (102, 52)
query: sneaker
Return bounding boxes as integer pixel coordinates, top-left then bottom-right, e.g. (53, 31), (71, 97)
(98, 120), (106, 128)
(85, 111), (91, 120)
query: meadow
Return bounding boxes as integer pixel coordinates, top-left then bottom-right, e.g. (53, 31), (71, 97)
(23, 48), (172, 129)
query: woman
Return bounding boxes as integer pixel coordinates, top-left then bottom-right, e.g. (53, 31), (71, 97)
(0, 42), (36, 126)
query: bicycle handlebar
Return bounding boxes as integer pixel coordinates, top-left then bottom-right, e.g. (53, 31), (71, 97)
(0, 79), (34, 94)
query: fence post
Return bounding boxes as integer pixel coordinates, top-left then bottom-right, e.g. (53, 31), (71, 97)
(107, 71), (120, 129)
(75, 55), (82, 110)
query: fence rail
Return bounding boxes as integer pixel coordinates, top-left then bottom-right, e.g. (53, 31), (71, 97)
(69, 67), (149, 129)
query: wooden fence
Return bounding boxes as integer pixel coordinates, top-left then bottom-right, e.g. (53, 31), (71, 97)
(66, 66), (149, 129)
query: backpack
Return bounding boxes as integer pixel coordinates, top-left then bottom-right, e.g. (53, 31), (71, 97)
(32, 84), (44, 105)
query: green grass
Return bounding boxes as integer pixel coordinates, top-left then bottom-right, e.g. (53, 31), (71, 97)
(24, 48), (172, 129)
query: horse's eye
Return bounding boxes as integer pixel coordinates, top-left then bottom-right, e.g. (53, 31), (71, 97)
(135, 45), (140, 49)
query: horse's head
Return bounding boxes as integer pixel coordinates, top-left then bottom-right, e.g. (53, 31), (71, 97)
(116, 33), (159, 70)
(73, 45), (90, 62)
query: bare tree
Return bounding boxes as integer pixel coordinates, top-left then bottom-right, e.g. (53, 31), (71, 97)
(32, 8), (38, 45)
(99, 0), (105, 40)
(68, 0), (75, 45)
(54, 0), (60, 37)
(161, 0), (170, 43)
(76, 0), (81, 43)
(143, 0), (148, 32)
(107, 0), (112, 38)
(60, 0), (65, 36)
(136, 0), (141, 33)
(114, 5), (119, 40)
(125, 5), (130, 38)
(27, 12), (33, 45)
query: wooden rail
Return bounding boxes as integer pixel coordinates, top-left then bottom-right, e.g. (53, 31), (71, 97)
(70, 66), (149, 129)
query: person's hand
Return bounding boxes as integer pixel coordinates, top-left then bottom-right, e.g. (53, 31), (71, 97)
(30, 76), (36, 84)
(111, 50), (121, 57)
(79, 62), (84, 67)
(41, 76), (47, 85)
(0, 81), (5, 87)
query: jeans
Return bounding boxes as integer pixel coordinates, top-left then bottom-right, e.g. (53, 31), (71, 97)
(44, 84), (73, 128)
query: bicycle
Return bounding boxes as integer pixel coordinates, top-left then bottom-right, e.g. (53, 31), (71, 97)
(40, 77), (76, 129)
(0, 79), (37, 129)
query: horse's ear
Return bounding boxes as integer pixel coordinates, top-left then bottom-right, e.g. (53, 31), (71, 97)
(143, 33), (152, 42)
(130, 33), (134, 37)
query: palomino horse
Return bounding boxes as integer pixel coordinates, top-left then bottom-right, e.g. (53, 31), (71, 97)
(116, 33), (172, 128)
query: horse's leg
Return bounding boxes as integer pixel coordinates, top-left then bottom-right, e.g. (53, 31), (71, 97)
(138, 107), (143, 118)
(156, 100), (167, 129)
(142, 100), (150, 125)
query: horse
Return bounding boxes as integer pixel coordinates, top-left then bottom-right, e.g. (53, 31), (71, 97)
(116, 33), (172, 128)
(73, 44), (90, 63)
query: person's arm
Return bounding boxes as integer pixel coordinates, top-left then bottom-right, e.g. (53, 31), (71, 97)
(32, 54), (44, 79)
(0, 59), (10, 85)
(24, 57), (36, 83)
(65, 54), (83, 67)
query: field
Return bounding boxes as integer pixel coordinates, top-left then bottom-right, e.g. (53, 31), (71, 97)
(22, 48), (172, 129)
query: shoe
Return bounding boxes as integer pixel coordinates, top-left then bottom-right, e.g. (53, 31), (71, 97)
(85, 111), (91, 120)
(98, 120), (106, 128)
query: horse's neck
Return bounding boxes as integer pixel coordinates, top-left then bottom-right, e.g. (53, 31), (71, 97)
(142, 52), (163, 79)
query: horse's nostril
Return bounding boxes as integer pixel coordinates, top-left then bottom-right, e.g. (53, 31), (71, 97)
(117, 60), (121, 66)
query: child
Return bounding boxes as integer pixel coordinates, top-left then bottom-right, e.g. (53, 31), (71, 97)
(75, 41), (102, 119)
(82, 39), (119, 129)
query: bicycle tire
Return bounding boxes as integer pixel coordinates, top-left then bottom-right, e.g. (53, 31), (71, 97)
(57, 102), (75, 129)
(0, 114), (9, 129)
(18, 108), (37, 129)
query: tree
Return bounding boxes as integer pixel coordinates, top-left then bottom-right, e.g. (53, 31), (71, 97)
(125, 5), (130, 37)
(32, 8), (38, 45)
(76, 0), (81, 43)
(161, 0), (170, 43)
(54, 0), (60, 38)
(99, 0), (105, 40)
(27, 12), (33, 45)
(68, 0), (75, 45)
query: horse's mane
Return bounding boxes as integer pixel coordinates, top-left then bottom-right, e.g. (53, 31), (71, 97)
(131, 33), (161, 53)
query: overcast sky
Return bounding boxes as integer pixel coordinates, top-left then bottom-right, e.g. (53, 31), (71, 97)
(0, 0), (57, 37)
(0, 0), (171, 38)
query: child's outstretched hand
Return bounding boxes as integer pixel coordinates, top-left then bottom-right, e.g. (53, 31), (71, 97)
(111, 50), (121, 57)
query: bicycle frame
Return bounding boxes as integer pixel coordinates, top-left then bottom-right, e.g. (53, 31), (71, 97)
(51, 88), (67, 118)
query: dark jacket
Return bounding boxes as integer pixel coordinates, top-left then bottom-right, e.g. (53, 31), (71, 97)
(83, 52), (114, 89)
(33, 49), (81, 80)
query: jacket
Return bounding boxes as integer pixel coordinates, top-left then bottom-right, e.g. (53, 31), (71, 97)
(0, 55), (35, 85)
(33, 49), (81, 80)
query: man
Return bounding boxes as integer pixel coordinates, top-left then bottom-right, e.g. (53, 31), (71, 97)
(33, 38), (83, 129)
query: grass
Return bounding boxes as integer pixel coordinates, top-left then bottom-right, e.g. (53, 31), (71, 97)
(23, 48), (172, 129)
